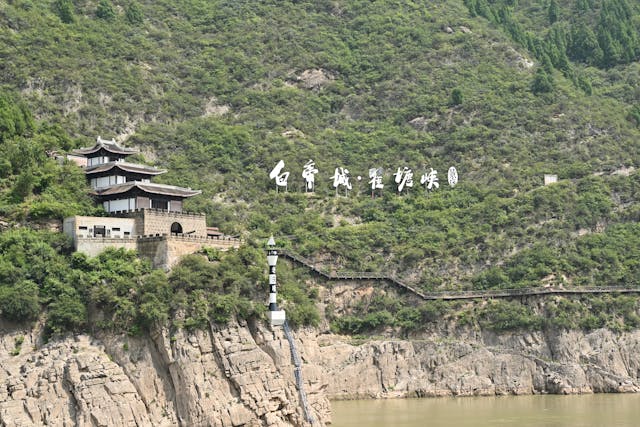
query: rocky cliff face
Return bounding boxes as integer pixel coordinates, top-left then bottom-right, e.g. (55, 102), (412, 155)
(307, 327), (640, 399)
(3, 310), (640, 426)
(0, 319), (330, 427)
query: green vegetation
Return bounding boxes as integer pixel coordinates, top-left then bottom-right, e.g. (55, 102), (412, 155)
(331, 292), (452, 334)
(11, 335), (24, 356)
(464, 0), (640, 71)
(1, 0), (640, 335)
(479, 295), (640, 333)
(96, 0), (116, 22)
(0, 226), (311, 335)
(0, 91), (98, 220)
(478, 300), (543, 332)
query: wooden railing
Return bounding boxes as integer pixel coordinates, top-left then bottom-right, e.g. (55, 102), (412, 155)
(279, 250), (640, 301)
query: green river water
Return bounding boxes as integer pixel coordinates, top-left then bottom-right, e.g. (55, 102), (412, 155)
(331, 394), (640, 427)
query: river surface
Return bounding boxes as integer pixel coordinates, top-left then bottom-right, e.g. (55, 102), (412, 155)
(331, 394), (640, 427)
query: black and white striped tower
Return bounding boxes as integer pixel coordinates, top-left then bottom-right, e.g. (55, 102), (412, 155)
(266, 236), (286, 326)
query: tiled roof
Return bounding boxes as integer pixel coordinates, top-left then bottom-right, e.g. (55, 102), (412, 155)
(85, 161), (166, 176)
(72, 136), (139, 156)
(95, 181), (201, 198)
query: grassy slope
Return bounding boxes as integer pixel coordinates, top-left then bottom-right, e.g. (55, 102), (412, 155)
(2, 0), (640, 296)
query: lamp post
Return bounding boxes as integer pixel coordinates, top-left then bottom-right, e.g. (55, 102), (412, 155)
(266, 236), (286, 327)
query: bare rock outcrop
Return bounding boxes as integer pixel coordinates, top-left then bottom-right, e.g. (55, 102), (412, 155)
(0, 333), (152, 427)
(0, 320), (330, 427)
(3, 312), (640, 426)
(308, 328), (640, 399)
(294, 69), (334, 90)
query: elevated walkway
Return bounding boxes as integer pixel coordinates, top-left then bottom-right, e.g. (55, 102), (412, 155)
(280, 250), (640, 301)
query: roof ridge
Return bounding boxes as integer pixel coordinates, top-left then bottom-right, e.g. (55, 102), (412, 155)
(84, 161), (167, 174)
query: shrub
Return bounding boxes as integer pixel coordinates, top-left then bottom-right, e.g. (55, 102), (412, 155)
(478, 300), (542, 332)
(125, 1), (143, 25)
(96, 0), (116, 21)
(0, 281), (40, 321)
(53, 0), (75, 24)
(47, 292), (87, 333)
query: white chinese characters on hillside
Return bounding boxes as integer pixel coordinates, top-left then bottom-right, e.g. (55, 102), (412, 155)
(302, 160), (318, 192)
(368, 168), (384, 196)
(269, 160), (290, 191)
(420, 168), (439, 190)
(394, 167), (414, 193)
(331, 167), (352, 195)
(269, 161), (459, 196)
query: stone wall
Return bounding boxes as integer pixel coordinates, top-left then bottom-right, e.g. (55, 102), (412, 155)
(136, 236), (169, 270)
(65, 210), (238, 269)
(139, 235), (240, 270)
(138, 209), (207, 237)
(75, 237), (138, 258)
(165, 237), (215, 269)
(64, 216), (137, 243)
(72, 234), (239, 270)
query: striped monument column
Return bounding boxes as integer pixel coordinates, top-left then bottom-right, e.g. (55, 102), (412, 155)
(266, 236), (286, 326)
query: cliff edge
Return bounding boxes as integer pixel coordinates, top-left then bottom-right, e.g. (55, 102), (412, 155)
(0, 319), (330, 427)
(3, 316), (640, 426)
(309, 327), (640, 399)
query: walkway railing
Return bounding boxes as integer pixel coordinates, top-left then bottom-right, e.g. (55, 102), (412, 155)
(279, 250), (640, 301)
(283, 320), (315, 425)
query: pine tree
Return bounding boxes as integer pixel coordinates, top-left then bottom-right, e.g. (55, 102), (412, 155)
(575, 0), (589, 12)
(598, 29), (623, 67)
(54, 0), (75, 24)
(450, 88), (464, 106)
(125, 1), (143, 25)
(464, 0), (478, 17)
(569, 25), (603, 65)
(531, 67), (554, 95)
(96, 0), (116, 21)
(548, 0), (559, 24)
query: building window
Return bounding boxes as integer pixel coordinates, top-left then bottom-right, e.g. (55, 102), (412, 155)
(151, 199), (168, 210)
(79, 226), (88, 230)
(124, 231), (131, 236)
(112, 227), (120, 231)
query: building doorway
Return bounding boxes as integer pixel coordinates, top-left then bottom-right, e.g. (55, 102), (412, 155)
(94, 225), (106, 237)
(170, 222), (183, 235)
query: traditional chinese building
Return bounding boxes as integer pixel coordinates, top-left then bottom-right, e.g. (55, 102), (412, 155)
(73, 136), (200, 214)
(64, 136), (239, 269)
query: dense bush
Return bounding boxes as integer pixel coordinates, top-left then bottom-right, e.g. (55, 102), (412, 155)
(0, 228), (320, 334)
(478, 300), (543, 332)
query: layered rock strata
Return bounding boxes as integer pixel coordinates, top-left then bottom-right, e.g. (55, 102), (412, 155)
(310, 328), (640, 399)
(3, 314), (640, 426)
(0, 320), (329, 427)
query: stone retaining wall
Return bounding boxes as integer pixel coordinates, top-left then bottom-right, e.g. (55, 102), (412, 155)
(117, 209), (207, 237)
(75, 235), (240, 269)
(75, 237), (138, 258)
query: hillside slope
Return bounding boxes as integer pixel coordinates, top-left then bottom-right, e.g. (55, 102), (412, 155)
(1, 0), (640, 333)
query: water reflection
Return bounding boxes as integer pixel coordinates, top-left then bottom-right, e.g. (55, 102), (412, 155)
(331, 394), (640, 427)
